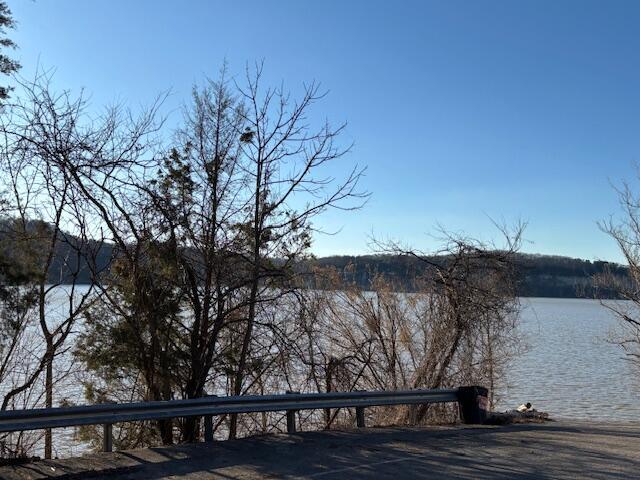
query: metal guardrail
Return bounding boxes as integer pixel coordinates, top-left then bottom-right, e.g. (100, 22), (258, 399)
(0, 387), (487, 452)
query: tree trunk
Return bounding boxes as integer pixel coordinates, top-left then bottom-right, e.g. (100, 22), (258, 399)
(44, 339), (53, 459)
(324, 358), (334, 428)
(228, 279), (259, 440)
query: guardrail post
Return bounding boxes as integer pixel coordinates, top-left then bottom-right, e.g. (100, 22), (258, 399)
(286, 391), (299, 433)
(102, 423), (113, 452)
(355, 406), (365, 428)
(457, 386), (489, 424)
(203, 394), (216, 442)
(204, 414), (214, 442)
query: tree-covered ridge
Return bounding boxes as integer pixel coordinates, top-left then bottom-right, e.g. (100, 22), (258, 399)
(311, 253), (628, 298)
(0, 223), (625, 299)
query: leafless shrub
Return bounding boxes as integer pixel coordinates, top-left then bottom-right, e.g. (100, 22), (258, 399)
(233, 225), (523, 432)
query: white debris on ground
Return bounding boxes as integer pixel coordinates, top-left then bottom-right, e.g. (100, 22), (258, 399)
(487, 409), (551, 425)
(486, 403), (551, 424)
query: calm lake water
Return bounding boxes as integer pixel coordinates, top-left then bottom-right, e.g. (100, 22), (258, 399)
(497, 297), (640, 422)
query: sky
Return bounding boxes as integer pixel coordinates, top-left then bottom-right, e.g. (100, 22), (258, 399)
(7, 0), (640, 262)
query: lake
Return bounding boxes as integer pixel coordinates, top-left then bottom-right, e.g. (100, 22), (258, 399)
(497, 297), (640, 422)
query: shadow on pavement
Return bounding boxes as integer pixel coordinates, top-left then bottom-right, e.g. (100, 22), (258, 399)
(2, 422), (639, 479)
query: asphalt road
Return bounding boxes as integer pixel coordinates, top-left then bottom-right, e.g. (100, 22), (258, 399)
(1, 421), (639, 479)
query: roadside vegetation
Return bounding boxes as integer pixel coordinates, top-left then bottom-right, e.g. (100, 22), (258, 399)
(0, 1), (523, 459)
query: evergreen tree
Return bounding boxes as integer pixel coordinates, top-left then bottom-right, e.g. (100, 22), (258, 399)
(0, 1), (19, 100)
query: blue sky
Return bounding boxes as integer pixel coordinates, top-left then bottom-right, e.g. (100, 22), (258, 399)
(8, 0), (640, 262)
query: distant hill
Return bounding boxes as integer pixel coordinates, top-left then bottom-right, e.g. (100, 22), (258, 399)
(312, 253), (628, 298)
(33, 247), (638, 298)
(0, 221), (627, 298)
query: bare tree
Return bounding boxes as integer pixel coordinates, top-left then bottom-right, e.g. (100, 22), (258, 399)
(227, 63), (368, 438)
(0, 74), (106, 458)
(0, 71), (170, 449)
(0, 218), (40, 457)
(598, 179), (640, 368)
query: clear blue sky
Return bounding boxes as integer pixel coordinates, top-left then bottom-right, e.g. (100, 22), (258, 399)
(9, 0), (640, 262)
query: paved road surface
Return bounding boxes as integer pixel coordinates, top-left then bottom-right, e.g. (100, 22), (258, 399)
(1, 421), (639, 479)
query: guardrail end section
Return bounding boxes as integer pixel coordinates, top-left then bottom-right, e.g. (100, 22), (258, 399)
(457, 386), (489, 424)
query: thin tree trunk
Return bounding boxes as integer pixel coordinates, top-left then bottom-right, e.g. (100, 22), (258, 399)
(228, 277), (259, 439)
(44, 340), (53, 459)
